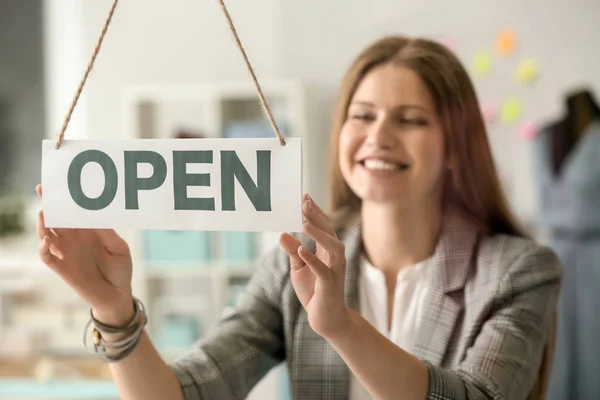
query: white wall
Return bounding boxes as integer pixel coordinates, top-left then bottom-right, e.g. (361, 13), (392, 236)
(43, 0), (87, 140)
(46, 0), (600, 224)
(80, 0), (282, 136)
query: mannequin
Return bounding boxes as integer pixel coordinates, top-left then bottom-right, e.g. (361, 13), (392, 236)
(547, 89), (600, 176)
(534, 87), (600, 400)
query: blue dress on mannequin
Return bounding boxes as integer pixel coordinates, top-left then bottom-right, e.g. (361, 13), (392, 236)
(533, 91), (600, 400)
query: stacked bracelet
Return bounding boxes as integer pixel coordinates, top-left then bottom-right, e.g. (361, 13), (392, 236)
(83, 297), (148, 363)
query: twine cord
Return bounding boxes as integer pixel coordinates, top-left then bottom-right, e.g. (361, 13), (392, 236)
(55, 0), (120, 149)
(217, 0), (286, 146)
(55, 0), (286, 149)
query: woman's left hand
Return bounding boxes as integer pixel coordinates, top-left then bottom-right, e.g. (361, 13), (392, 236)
(280, 195), (350, 338)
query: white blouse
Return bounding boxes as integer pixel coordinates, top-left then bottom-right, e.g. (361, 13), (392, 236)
(348, 254), (433, 400)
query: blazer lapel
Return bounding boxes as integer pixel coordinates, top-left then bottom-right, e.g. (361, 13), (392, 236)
(332, 221), (363, 398)
(410, 215), (478, 365)
(293, 219), (363, 400)
(342, 222), (362, 313)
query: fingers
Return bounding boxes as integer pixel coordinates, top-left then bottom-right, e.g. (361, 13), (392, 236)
(302, 196), (336, 237)
(36, 186), (53, 242)
(37, 210), (50, 240)
(298, 246), (331, 281)
(37, 209), (73, 241)
(280, 233), (304, 270)
(96, 229), (129, 256)
(303, 193), (328, 220)
(39, 236), (60, 269)
(301, 197), (345, 267)
(37, 210), (67, 261)
(302, 219), (345, 263)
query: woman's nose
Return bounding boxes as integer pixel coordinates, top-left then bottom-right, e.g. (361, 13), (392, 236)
(365, 120), (395, 149)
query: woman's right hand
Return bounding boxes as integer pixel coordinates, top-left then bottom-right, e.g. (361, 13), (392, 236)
(36, 184), (135, 326)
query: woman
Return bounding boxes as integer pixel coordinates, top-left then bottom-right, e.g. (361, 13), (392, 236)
(36, 35), (561, 400)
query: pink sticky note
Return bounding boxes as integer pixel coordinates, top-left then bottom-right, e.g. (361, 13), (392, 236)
(481, 104), (497, 123)
(518, 122), (539, 141)
(440, 37), (455, 51)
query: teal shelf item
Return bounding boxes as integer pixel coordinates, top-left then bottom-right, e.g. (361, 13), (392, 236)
(282, 369), (292, 400)
(143, 230), (212, 265)
(224, 119), (290, 139)
(0, 379), (118, 399)
(221, 231), (256, 265)
(227, 284), (247, 307)
(158, 314), (201, 350)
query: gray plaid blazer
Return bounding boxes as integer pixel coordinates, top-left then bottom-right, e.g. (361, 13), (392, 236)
(170, 213), (562, 399)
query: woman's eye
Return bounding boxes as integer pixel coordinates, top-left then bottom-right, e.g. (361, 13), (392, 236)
(399, 118), (427, 126)
(351, 114), (374, 121)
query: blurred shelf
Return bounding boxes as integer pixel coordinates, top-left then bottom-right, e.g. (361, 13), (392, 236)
(0, 278), (34, 292)
(226, 267), (257, 279)
(141, 262), (258, 280)
(144, 265), (216, 280)
(0, 379), (118, 399)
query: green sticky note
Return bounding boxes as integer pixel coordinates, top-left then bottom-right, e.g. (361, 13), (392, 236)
(473, 51), (493, 78)
(501, 97), (522, 125)
(516, 58), (540, 84)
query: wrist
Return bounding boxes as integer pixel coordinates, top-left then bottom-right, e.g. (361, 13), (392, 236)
(323, 306), (355, 342)
(85, 297), (148, 362)
(92, 298), (136, 327)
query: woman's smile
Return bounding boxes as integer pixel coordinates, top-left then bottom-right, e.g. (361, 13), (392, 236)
(357, 157), (411, 179)
(339, 63), (445, 207)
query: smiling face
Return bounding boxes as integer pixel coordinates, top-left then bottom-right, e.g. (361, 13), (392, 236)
(330, 36), (524, 237)
(338, 63), (446, 209)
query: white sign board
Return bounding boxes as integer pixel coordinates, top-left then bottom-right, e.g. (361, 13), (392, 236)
(41, 138), (303, 232)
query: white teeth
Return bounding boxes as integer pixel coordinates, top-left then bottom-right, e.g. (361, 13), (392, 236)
(363, 159), (402, 171)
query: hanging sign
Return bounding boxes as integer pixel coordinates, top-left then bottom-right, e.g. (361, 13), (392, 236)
(41, 138), (303, 232)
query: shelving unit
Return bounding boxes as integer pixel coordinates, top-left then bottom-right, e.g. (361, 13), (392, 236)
(120, 80), (307, 399)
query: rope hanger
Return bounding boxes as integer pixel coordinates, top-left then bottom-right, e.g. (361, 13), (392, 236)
(55, 0), (286, 149)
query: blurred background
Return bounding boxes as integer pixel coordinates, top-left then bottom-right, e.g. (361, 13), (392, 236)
(0, 0), (599, 399)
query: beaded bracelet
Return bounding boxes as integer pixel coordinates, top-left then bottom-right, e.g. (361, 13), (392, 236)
(83, 297), (148, 363)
